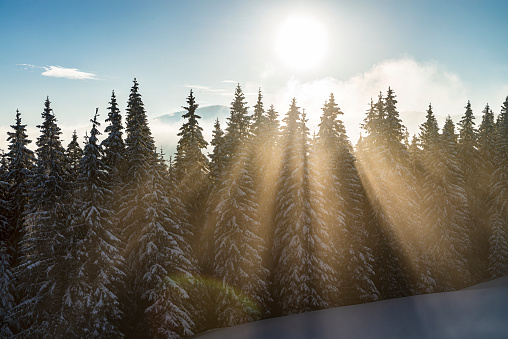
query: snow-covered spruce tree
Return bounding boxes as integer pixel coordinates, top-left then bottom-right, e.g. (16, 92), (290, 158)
(457, 101), (485, 282)
(249, 92), (281, 266)
(423, 116), (471, 290)
(65, 130), (83, 185)
(14, 97), (72, 336)
(5, 110), (35, 269)
(101, 90), (126, 191)
(314, 93), (379, 306)
(201, 118), (226, 277)
(173, 89), (209, 250)
(61, 110), (126, 338)
(212, 87), (270, 327)
(0, 159), (14, 337)
(356, 94), (410, 299)
(272, 99), (334, 315)
(488, 96), (508, 278)
(118, 78), (158, 337)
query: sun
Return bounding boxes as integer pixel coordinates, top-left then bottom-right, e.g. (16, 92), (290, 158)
(275, 14), (328, 71)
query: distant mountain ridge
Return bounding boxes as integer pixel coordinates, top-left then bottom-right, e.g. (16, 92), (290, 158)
(154, 105), (230, 124)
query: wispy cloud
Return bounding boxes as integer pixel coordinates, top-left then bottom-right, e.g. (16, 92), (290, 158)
(221, 80), (237, 84)
(184, 84), (228, 93)
(41, 66), (97, 80)
(17, 64), (98, 80)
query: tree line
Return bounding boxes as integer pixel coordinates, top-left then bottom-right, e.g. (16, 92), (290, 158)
(0, 79), (507, 338)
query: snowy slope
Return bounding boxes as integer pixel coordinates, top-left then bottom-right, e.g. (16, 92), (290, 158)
(193, 275), (508, 339)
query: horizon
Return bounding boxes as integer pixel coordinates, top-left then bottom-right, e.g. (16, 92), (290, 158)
(2, 0), (508, 153)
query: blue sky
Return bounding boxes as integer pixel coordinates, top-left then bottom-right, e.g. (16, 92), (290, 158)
(1, 0), (508, 151)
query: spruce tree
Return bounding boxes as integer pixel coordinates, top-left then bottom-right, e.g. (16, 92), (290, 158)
(173, 89), (209, 243)
(457, 101), (484, 281)
(212, 88), (270, 326)
(5, 109), (35, 270)
(135, 152), (197, 338)
(272, 99), (335, 315)
(424, 116), (471, 290)
(15, 97), (71, 336)
(64, 110), (125, 337)
(314, 94), (378, 306)
(102, 90), (126, 186)
(0, 158), (14, 337)
(488, 97), (508, 278)
(65, 130), (83, 184)
(119, 78), (157, 337)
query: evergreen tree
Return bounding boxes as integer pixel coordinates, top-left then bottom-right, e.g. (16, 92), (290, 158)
(272, 99), (335, 315)
(118, 78), (158, 337)
(5, 109), (35, 269)
(65, 130), (83, 184)
(102, 90), (126, 184)
(64, 110), (125, 337)
(224, 84), (250, 160)
(173, 89), (209, 243)
(211, 88), (270, 326)
(423, 116), (471, 290)
(0, 157), (14, 337)
(457, 101), (484, 281)
(134, 152), (197, 338)
(488, 97), (508, 278)
(314, 94), (378, 306)
(357, 89), (432, 298)
(15, 97), (71, 336)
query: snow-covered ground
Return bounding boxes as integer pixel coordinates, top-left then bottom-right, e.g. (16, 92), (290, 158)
(194, 275), (508, 338)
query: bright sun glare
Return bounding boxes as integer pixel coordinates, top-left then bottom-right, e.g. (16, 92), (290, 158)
(275, 15), (328, 71)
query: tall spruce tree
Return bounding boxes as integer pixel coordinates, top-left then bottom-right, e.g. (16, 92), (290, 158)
(65, 130), (83, 184)
(457, 101), (484, 282)
(63, 110), (126, 337)
(15, 97), (71, 336)
(173, 89), (209, 245)
(102, 90), (126, 186)
(488, 97), (508, 278)
(314, 94), (379, 306)
(5, 109), (35, 269)
(0, 157), (14, 337)
(119, 78), (157, 337)
(272, 99), (336, 315)
(425, 116), (471, 290)
(212, 88), (270, 326)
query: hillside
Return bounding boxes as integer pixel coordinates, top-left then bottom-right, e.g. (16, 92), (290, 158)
(194, 275), (508, 339)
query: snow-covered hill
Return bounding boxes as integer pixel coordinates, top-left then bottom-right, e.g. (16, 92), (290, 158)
(194, 275), (508, 339)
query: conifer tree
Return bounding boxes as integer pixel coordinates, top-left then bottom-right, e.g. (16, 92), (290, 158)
(272, 99), (335, 315)
(135, 152), (197, 338)
(15, 97), (71, 336)
(488, 97), (508, 278)
(64, 110), (125, 338)
(102, 90), (126, 185)
(65, 130), (83, 184)
(212, 88), (270, 326)
(457, 101), (484, 281)
(5, 109), (35, 269)
(423, 116), (471, 290)
(173, 89), (209, 241)
(119, 78), (158, 337)
(314, 94), (378, 306)
(0, 159), (14, 337)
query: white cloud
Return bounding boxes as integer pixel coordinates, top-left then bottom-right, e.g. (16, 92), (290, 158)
(184, 84), (228, 93)
(41, 66), (97, 80)
(271, 57), (469, 142)
(221, 80), (237, 84)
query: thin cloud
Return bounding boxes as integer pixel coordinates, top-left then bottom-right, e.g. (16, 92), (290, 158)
(184, 84), (228, 93)
(221, 80), (237, 84)
(41, 66), (97, 80)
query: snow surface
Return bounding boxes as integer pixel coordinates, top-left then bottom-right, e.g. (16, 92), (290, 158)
(193, 275), (508, 338)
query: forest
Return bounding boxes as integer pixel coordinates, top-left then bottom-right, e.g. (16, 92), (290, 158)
(0, 78), (507, 338)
